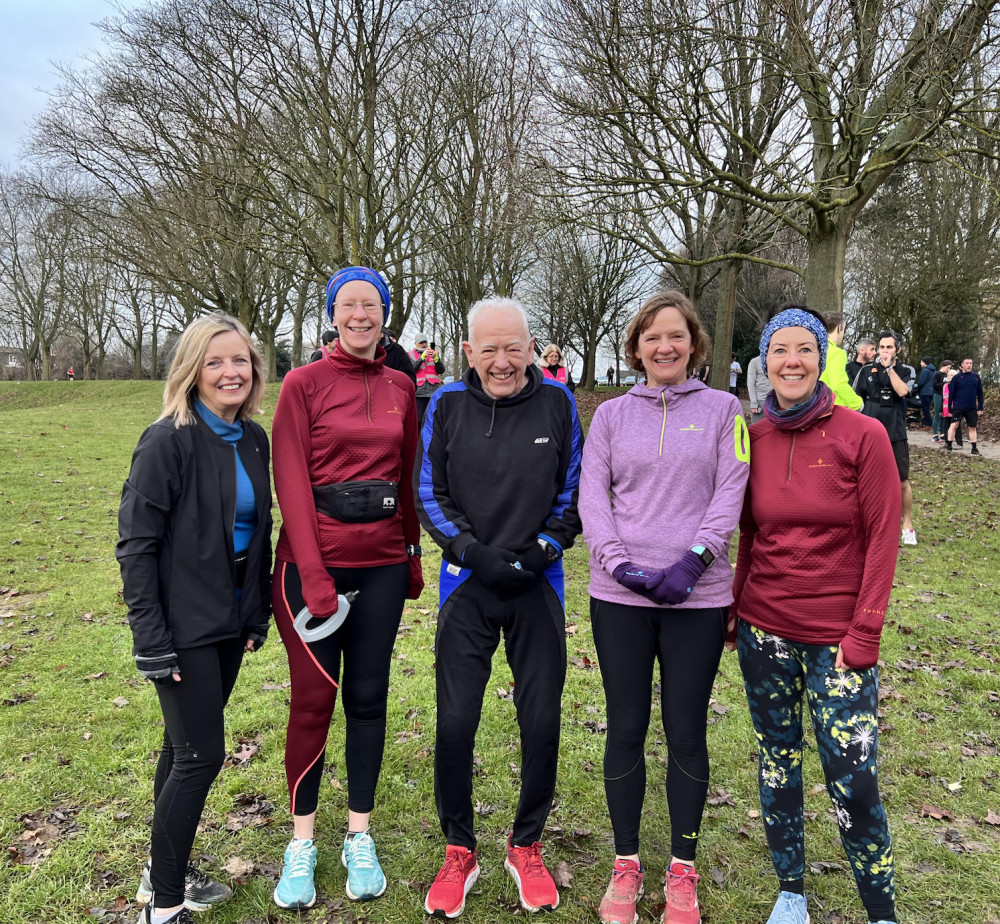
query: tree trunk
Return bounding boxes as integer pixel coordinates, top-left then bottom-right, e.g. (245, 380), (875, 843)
(710, 260), (740, 391)
(804, 220), (850, 317)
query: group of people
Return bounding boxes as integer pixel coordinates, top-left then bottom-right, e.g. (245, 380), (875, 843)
(117, 273), (903, 924)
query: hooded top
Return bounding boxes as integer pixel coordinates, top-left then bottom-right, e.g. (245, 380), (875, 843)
(579, 378), (749, 608)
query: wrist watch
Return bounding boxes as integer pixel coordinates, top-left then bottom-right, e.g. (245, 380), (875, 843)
(537, 538), (561, 563)
(406, 544), (422, 557)
(691, 545), (715, 568)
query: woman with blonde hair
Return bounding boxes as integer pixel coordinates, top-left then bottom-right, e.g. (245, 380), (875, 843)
(117, 313), (272, 924)
(539, 343), (575, 391)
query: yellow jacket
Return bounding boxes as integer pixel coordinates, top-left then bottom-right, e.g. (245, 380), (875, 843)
(820, 339), (863, 410)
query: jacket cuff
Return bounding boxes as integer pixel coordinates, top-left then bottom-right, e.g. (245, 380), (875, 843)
(840, 628), (880, 670)
(450, 532), (477, 562)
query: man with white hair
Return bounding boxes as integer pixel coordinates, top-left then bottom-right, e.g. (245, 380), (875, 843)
(415, 297), (583, 918)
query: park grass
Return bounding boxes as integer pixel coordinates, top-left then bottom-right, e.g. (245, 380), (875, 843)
(1, 380), (999, 924)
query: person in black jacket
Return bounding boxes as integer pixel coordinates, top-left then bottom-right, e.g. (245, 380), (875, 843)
(117, 313), (272, 924)
(415, 297), (583, 919)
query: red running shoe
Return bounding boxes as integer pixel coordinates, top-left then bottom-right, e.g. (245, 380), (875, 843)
(599, 858), (644, 924)
(425, 845), (480, 919)
(504, 838), (560, 912)
(663, 861), (701, 924)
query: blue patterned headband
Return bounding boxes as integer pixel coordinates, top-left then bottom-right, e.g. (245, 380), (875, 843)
(760, 308), (828, 375)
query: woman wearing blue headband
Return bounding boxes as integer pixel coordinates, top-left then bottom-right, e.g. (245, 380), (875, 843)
(270, 266), (423, 909)
(729, 306), (902, 924)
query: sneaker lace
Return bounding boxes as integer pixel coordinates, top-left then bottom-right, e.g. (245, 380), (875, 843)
(437, 850), (468, 884)
(285, 844), (314, 878)
(610, 864), (640, 899)
(184, 863), (212, 888)
(515, 844), (547, 880)
(348, 834), (377, 871)
(668, 866), (697, 911)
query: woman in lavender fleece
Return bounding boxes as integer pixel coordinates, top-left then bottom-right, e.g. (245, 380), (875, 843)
(579, 291), (750, 924)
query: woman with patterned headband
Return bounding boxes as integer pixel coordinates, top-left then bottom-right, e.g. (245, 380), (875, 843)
(730, 306), (901, 924)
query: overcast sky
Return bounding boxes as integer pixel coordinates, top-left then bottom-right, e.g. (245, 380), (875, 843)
(0, 0), (143, 168)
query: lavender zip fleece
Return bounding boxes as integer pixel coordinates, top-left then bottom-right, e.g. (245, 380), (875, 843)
(580, 378), (749, 608)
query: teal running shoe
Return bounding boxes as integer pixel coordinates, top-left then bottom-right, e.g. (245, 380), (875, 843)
(341, 831), (387, 900)
(273, 838), (318, 910)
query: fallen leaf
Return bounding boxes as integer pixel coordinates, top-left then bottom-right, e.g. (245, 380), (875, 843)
(551, 861), (573, 888)
(920, 804), (953, 820)
(223, 856), (255, 878)
(112, 697), (129, 708)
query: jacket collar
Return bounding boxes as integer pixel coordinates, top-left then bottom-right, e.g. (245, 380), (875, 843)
(462, 363), (542, 406)
(627, 376), (706, 403)
(327, 341), (386, 374)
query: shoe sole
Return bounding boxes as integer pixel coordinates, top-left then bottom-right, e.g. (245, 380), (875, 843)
(135, 886), (215, 912)
(424, 865), (480, 918)
(341, 848), (387, 900)
(272, 886), (317, 910)
(504, 858), (559, 913)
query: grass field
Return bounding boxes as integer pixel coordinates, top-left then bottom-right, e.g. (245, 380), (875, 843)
(1, 380), (999, 924)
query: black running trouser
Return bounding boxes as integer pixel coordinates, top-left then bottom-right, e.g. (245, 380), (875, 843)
(434, 577), (567, 850)
(151, 637), (245, 906)
(591, 598), (726, 860)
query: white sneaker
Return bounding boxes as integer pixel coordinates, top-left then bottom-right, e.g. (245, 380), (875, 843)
(901, 529), (917, 546)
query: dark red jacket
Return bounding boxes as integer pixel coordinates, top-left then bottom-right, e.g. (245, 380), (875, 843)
(272, 343), (419, 617)
(732, 406), (900, 667)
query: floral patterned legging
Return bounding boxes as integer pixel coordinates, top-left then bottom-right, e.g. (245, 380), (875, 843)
(737, 620), (896, 923)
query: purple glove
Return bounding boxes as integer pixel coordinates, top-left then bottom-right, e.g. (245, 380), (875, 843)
(612, 562), (662, 604)
(646, 551), (708, 605)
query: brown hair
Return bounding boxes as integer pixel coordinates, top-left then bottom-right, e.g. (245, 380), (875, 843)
(160, 313), (266, 428)
(624, 291), (711, 374)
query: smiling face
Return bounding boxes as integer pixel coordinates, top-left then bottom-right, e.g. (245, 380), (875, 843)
(634, 306), (693, 387)
(463, 305), (533, 400)
(196, 330), (253, 423)
(766, 326), (821, 408)
(332, 279), (384, 359)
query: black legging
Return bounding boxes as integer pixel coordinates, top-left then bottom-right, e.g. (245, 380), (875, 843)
(273, 560), (408, 817)
(590, 598), (726, 860)
(150, 637), (245, 906)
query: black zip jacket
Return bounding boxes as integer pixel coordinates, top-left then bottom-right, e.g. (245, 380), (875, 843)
(414, 364), (583, 565)
(116, 415), (273, 655)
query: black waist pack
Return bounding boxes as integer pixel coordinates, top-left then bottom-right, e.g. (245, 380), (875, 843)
(313, 480), (398, 523)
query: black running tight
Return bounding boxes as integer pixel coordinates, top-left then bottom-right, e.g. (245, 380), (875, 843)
(151, 637), (245, 906)
(590, 598), (726, 860)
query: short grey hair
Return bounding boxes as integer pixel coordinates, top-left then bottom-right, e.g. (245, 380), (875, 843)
(467, 297), (531, 343)
(856, 337), (876, 348)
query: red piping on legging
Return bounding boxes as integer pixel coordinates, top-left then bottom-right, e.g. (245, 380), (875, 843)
(277, 560), (340, 813)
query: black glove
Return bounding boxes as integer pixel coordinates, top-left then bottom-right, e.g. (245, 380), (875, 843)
(246, 626), (268, 652)
(135, 650), (179, 681)
(518, 541), (555, 578)
(464, 543), (536, 595)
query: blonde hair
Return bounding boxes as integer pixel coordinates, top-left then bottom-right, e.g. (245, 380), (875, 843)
(540, 343), (562, 363)
(624, 291), (710, 374)
(160, 313), (266, 428)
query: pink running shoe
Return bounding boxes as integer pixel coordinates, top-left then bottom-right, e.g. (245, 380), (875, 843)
(599, 858), (644, 924)
(663, 861), (700, 924)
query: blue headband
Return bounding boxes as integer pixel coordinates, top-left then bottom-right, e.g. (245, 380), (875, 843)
(759, 308), (828, 375)
(325, 266), (391, 322)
